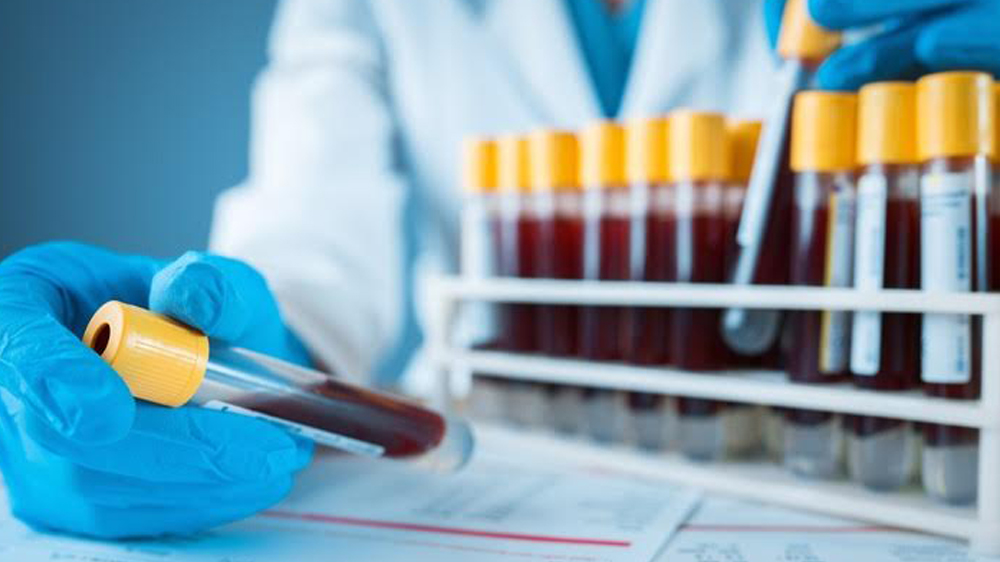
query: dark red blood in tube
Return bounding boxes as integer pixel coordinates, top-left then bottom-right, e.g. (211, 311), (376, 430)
(629, 186), (675, 365)
(580, 213), (631, 361)
(498, 215), (544, 352)
(669, 208), (726, 370)
(245, 380), (446, 459)
(540, 214), (584, 356)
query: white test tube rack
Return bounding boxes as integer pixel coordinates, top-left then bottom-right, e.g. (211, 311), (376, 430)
(425, 276), (1000, 554)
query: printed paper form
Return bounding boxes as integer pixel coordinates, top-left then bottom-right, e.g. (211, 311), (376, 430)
(0, 429), (701, 562)
(658, 496), (1000, 562)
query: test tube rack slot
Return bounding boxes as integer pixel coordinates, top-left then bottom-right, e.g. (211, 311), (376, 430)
(426, 276), (1000, 554)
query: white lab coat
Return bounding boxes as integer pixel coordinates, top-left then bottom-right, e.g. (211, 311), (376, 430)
(209, 0), (777, 388)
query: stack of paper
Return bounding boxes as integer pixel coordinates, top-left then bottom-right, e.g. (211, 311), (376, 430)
(0, 444), (700, 562)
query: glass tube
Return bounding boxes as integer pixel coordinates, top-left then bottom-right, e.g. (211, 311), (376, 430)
(783, 91), (857, 479)
(459, 138), (507, 423)
(625, 117), (673, 450)
(84, 302), (474, 473)
(847, 164), (919, 490)
(784, 169), (854, 478)
(919, 155), (985, 504)
(532, 129), (586, 435)
(664, 111), (729, 461)
(496, 135), (547, 427)
(916, 71), (994, 504)
(846, 82), (922, 490)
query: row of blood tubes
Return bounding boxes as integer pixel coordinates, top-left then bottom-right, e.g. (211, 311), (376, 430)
(783, 71), (999, 505)
(459, 70), (1000, 507)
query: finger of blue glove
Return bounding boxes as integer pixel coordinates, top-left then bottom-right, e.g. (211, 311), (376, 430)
(0, 242), (160, 333)
(11, 474), (294, 539)
(0, 280), (135, 445)
(808, 0), (969, 30)
(764, 0), (786, 49)
(914, 2), (1000, 76)
(816, 22), (925, 90)
(150, 252), (311, 366)
(24, 401), (313, 483)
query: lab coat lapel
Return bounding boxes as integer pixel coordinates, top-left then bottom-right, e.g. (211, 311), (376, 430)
(620, 0), (725, 117)
(483, 0), (601, 126)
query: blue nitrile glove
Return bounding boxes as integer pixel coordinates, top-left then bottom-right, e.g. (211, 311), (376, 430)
(764, 0), (1000, 90)
(0, 242), (314, 539)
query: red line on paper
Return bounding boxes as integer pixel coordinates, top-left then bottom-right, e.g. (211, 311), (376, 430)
(261, 510), (632, 547)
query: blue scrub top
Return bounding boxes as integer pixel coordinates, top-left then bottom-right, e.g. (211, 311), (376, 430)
(564, 0), (647, 117)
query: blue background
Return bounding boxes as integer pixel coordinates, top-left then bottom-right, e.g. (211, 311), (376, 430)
(0, 0), (277, 259)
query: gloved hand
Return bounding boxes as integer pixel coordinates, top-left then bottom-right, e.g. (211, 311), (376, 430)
(764, 0), (1000, 90)
(0, 241), (314, 539)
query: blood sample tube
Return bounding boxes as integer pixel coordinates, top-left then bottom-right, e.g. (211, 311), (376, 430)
(531, 129), (586, 435)
(627, 116), (671, 368)
(722, 120), (765, 458)
(623, 117), (673, 450)
(723, 0), (840, 357)
(784, 91), (858, 479)
(461, 137), (501, 346)
(724, 120), (783, 370)
(916, 71), (996, 504)
(579, 121), (630, 443)
(723, 120), (762, 290)
(533, 130), (584, 357)
(847, 82), (920, 490)
(497, 135), (547, 428)
(459, 137), (507, 422)
(83, 301), (474, 472)
(666, 110), (729, 460)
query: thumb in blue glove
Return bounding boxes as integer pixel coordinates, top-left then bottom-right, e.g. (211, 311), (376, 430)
(765, 0), (1000, 90)
(0, 242), (314, 538)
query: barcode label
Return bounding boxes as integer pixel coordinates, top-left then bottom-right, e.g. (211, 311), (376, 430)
(920, 171), (972, 384)
(850, 174), (887, 375)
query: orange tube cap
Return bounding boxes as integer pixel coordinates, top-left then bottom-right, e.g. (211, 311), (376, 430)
(791, 91), (857, 172)
(83, 301), (208, 407)
(462, 137), (499, 194)
(917, 71), (996, 161)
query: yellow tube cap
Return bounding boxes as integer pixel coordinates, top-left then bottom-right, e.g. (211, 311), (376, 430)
(626, 116), (669, 184)
(777, 0), (841, 63)
(727, 119), (762, 183)
(531, 129), (580, 192)
(498, 135), (533, 194)
(581, 121), (627, 188)
(917, 71), (996, 161)
(667, 110), (729, 182)
(858, 82), (917, 165)
(83, 301), (208, 408)
(790, 91), (857, 172)
(994, 82), (1000, 163)
(462, 137), (498, 194)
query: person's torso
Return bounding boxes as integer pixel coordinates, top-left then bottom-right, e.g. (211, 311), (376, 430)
(365, 0), (777, 386)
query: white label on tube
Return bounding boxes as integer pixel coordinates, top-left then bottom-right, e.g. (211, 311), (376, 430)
(850, 174), (887, 376)
(203, 400), (386, 458)
(921, 172), (973, 384)
(819, 190), (855, 374)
